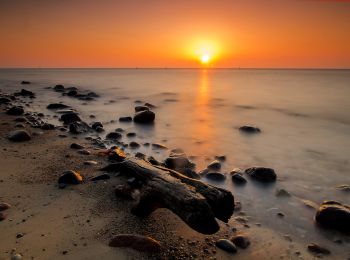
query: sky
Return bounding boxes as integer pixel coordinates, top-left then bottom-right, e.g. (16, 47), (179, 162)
(0, 0), (349, 68)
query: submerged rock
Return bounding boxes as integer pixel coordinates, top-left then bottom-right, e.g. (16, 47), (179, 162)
(109, 234), (161, 253)
(7, 106), (24, 115)
(133, 110), (155, 124)
(16, 89), (35, 98)
(58, 170), (83, 186)
(119, 116), (132, 122)
(135, 106), (149, 112)
(315, 201), (350, 233)
(239, 125), (261, 134)
(307, 243), (330, 255)
(230, 234), (250, 249)
(207, 160), (221, 171)
(47, 103), (69, 109)
(206, 172), (226, 181)
(245, 167), (276, 182)
(144, 102), (157, 109)
(0, 97), (12, 104)
(8, 130), (31, 142)
(61, 112), (81, 124)
(70, 143), (85, 149)
(276, 188), (291, 197)
(215, 239), (237, 253)
(54, 84), (65, 92)
(336, 184), (350, 192)
(69, 121), (90, 134)
(21, 81), (31, 84)
(106, 132), (122, 140)
(129, 141), (140, 148)
(91, 122), (103, 130)
(108, 148), (126, 162)
(231, 173), (247, 185)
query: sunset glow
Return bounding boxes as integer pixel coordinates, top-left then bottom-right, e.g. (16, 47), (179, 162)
(201, 54), (210, 64)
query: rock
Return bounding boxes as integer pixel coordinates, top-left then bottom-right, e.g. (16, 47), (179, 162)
(135, 106), (149, 112)
(21, 81), (31, 84)
(245, 167), (276, 182)
(276, 188), (291, 197)
(215, 155), (226, 161)
(144, 102), (157, 109)
(91, 173), (110, 181)
(126, 132), (136, 137)
(47, 103), (69, 109)
(69, 121), (90, 134)
(7, 106), (24, 115)
(17, 89), (35, 97)
(315, 201), (350, 233)
(129, 142), (140, 148)
(15, 123), (25, 128)
(84, 160), (98, 165)
(336, 184), (350, 192)
(70, 143), (85, 149)
(8, 130), (31, 142)
(95, 126), (104, 132)
(0, 212), (6, 221)
(147, 156), (163, 166)
(106, 132), (122, 140)
(41, 123), (55, 130)
(133, 110), (155, 124)
(78, 149), (91, 155)
(0, 97), (11, 104)
(115, 128), (124, 132)
(206, 172), (226, 181)
(109, 234), (161, 253)
(115, 185), (135, 199)
(67, 90), (77, 96)
(14, 117), (27, 122)
(307, 243), (330, 255)
(182, 168), (200, 179)
(0, 202), (11, 211)
(108, 148), (126, 162)
(91, 122), (103, 130)
(119, 116), (132, 122)
(230, 234), (250, 249)
(58, 170), (83, 186)
(152, 143), (168, 149)
(207, 160), (221, 171)
(135, 152), (146, 159)
(61, 112), (81, 124)
(54, 84), (65, 92)
(239, 125), (261, 134)
(231, 173), (247, 185)
(215, 239), (237, 253)
(11, 253), (23, 260)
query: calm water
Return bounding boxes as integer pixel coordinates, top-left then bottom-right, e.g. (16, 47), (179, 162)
(1, 69), (350, 256)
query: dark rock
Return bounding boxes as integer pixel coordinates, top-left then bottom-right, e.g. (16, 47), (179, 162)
(7, 106), (24, 115)
(69, 121), (90, 134)
(15, 123), (25, 128)
(239, 125), (261, 134)
(135, 106), (149, 112)
(106, 132), (122, 140)
(14, 117), (26, 122)
(206, 172), (226, 181)
(135, 152), (146, 160)
(109, 234), (161, 253)
(245, 167), (276, 182)
(215, 239), (237, 253)
(54, 85), (65, 92)
(0, 202), (11, 211)
(8, 130), (31, 142)
(70, 143), (85, 149)
(0, 212), (5, 221)
(91, 174), (110, 181)
(126, 132), (136, 137)
(21, 81), (31, 84)
(215, 155), (226, 161)
(315, 201), (350, 233)
(231, 173), (247, 184)
(58, 170), (83, 185)
(230, 235), (250, 249)
(61, 113), (81, 124)
(144, 102), (157, 109)
(115, 185), (135, 199)
(133, 110), (155, 124)
(165, 151), (192, 170)
(307, 243), (330, 255)
(336, 184), (350, 192)
(147, 156), (163, 166)
(78, 149), (91, 155)
(207, 160), (221, 171)
(67, 90), (77, 96)
(91, 122), (103, 130)
(108, 148), (126, 162)
(41, 123), (55, 130)
(182, 168), (200, 179)
(152, 143), (168, 149)
(0, 97), (11, 104)
(95, 126), (104, 132)
(47, 103), (69, 109)
(129, 141), (140, 148)
(275, 188), (291, 197)
(17, 89), (35, 97)
(119, 116), (132, 122)
(115, 128), (124, 132)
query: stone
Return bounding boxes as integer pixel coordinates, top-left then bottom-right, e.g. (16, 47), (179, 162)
(0, 212), (6, 221)
(108, 148), (126, 162)
(336, 184), (350, 192)
(106, 132), (122, 140)
(115, 185), (134, 199)
(21, 81), (31, 84)
(15, 123), (25, 128)
(207, 160), (221, 171)
(91, 122), (103, 130)
(126, 132), (136, 137)
(78, 149), (91, 155)
(41, 123), (55, 130)
(315, 201), (350, 233)
(84, 160), (98, 165)
(135, 106), (149, 112)
(109, 234), (161, 253)
(135, 152), (146, 159)
(144, 102), (157, 109)
(53, 84), (65, 92)
(239, 125), (261, 134)
(0, 202), (11, 211)
(11, 253), (23, 260)
(91, 173), (110, 181)
(276, 188), (291, 197)
(119, 116), (132, 122)
(230, 234), (250, 249)
(0, 97), (12, 104)
(231, 173), (247, 185)
(47, 103), (69, 109)
(245, 167), (276, 182)
(7, 106), (24, 115)
(69, 121), (90, 134)
(8, 130), (31, 142)
(17, 89), (35, 97)
(70, 143), (85, 149)
(215, 239), (237, 253)
(67, 90), (77, 96)
(215, 155), (226, 161)
(129, 141), (140, 148)
(61, 112), (81, 124)
(58, 171), (83, 187)
(95, 126), (104, 132)
(206, 172), (226, 181)
(307, 243), (330, 255)
(133, 110), (155, 124)
(152, 143), (168, 149)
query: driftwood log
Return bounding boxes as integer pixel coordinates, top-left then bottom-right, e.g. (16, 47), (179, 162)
(101, 158), (235, 234)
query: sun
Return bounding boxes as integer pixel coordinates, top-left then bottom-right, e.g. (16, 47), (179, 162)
(201, 54), (210, 64)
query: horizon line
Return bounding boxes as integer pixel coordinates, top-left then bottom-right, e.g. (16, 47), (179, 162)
(0, 67), (350, 70)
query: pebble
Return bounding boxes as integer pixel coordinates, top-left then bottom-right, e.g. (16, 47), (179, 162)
(83, 160), (98, 165)
(231, 173), (247, 184)
(239, 125), (261, 134)
(307, 243), (330, 255)
(230, 234), (250, 249)
(106, 132), (122, 140)
(215, 239), (237, 253)
(276, 188), (291, 197)
(78, 149), (91, 155)
(11, 254), (22, 260)
(207, 160), (221, 171)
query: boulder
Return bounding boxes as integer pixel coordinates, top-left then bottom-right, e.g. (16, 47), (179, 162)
(315, 201), (350, 233)
(239, 125), (261, 134)
(7, 106), (24, 115)
(245, 167), (276, 182)
(133, 110), (155, 124)
(61, 112), (81, 124)
(8, 130), (31, 142)
(109, 234), (161, 253)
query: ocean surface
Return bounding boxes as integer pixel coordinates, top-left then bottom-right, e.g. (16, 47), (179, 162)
(1, 68), (350, 257)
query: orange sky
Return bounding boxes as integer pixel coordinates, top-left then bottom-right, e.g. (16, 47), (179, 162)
(0, 0), (349, 68)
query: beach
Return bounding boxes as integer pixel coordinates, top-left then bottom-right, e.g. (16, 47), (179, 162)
(1, 69), (350, 259)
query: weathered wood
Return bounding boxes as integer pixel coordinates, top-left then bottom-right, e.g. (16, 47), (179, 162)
(101, 158), (235, 234)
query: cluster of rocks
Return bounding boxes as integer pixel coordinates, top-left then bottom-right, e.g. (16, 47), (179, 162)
(53, 84), (99, 101)
(215, 233), (251, 254)
(119, 104), (156, 124)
